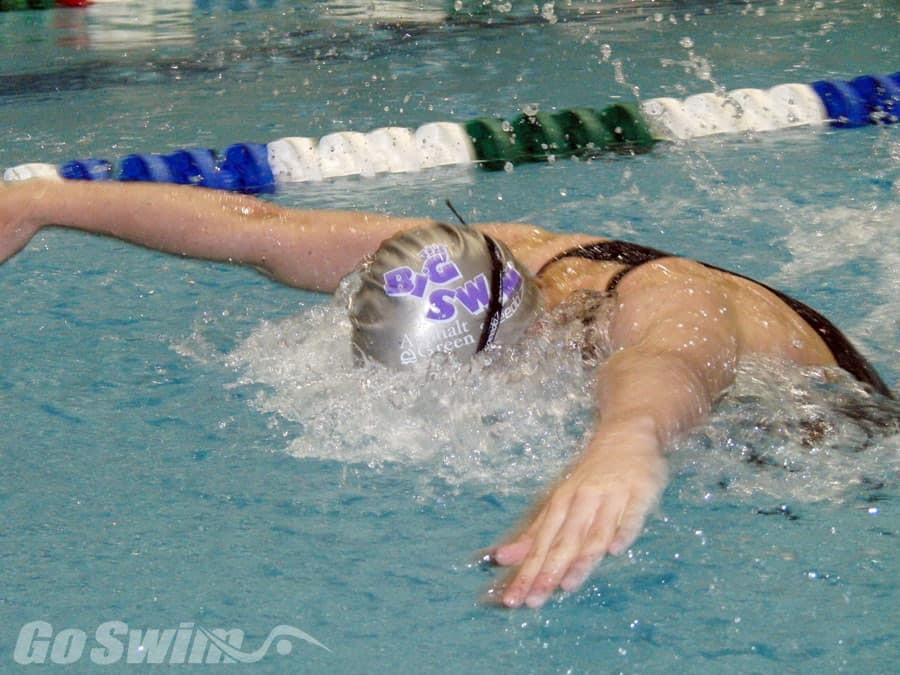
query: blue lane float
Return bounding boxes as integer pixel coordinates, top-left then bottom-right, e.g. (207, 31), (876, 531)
(4, 71), (898, 194)
(118, 144), (272, 192)
(811, 74), (900, 127)
(119, 153), (178, 184)
(59, 158), (112, 181)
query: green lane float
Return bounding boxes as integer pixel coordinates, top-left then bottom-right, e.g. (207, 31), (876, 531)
(4, 72), (898, 193)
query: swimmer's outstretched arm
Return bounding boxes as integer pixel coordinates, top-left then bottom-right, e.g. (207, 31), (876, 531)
(490, 260), (740, 608)
(0, 180), (438, 291)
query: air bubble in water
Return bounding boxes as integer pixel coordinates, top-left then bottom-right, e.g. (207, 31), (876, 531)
(541, 2), (557, 23)
(680, 37), (694, 49)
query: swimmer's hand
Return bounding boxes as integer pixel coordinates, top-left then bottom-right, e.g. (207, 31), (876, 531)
(486, 261), (741, 608)
(486, 422), (667, 609)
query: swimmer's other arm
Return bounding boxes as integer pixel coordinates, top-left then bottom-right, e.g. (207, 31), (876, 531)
(489, 264), (740, 608)
(0, 180), (438, 291)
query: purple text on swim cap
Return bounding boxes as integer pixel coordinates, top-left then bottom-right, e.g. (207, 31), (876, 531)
(423, 266), (522, 321)
(502, 266), (522, 298)
(382, 246), (523, 323)
(383, 245), (462, 298)
(422, 245), (461, 284)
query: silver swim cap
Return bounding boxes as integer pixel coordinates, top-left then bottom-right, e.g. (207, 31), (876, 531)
(348, 223), (542, 368)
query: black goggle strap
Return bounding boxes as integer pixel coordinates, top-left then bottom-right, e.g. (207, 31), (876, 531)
(477, 235), (505, 352)
(445, 199), (467, 226)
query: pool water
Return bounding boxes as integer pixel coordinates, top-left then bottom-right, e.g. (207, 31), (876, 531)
(1, 1), (897, 672)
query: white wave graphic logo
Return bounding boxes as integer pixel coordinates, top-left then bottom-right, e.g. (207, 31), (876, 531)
(197, 624), (331, 662)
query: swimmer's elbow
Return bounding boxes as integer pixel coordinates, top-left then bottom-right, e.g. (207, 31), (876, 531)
(259, 256), (341, 292)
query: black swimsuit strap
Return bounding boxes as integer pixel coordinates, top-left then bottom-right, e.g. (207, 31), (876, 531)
(538, 240), (673, 276)
(540, 240), (892, 398)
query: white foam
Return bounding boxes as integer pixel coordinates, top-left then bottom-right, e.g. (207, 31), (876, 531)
(772, 201), (900, 363)
(223, 291), (596, 492)
(774, 204), (900, 282)
(215, 283), (897, 501)
(673, 357), (899, 505)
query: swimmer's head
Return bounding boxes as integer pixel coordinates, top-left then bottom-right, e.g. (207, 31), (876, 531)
(348, 223), (542, 368)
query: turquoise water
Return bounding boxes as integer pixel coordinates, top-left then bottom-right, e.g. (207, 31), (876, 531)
(1, 1), (897, 672)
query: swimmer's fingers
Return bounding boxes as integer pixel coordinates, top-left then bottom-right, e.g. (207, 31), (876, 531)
(558, 492), (631, 592)
(557, 496), (654, 593)
(609, 500), (651, 556)
(489, 538), (533, 567)
(490, 504), (550, 567)
(488, 487), (559, 567)
(491, 446), (667, 609)
(479, 521), (541, 606)
(501, 486), (627, 608)
(479, 493), (562, 604)
(497, 490), (578, 608)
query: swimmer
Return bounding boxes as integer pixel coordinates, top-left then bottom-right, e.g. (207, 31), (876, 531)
(0, 179), (893, 608)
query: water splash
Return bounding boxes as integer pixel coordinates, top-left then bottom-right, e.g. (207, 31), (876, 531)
(218, 281), (897, 503)
(224, 286), (598, 492)
(675, 357), (899, 505)
(772, 201), (900, 373)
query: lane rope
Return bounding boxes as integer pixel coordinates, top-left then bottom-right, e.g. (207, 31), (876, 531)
(4, 72), (898, 192)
